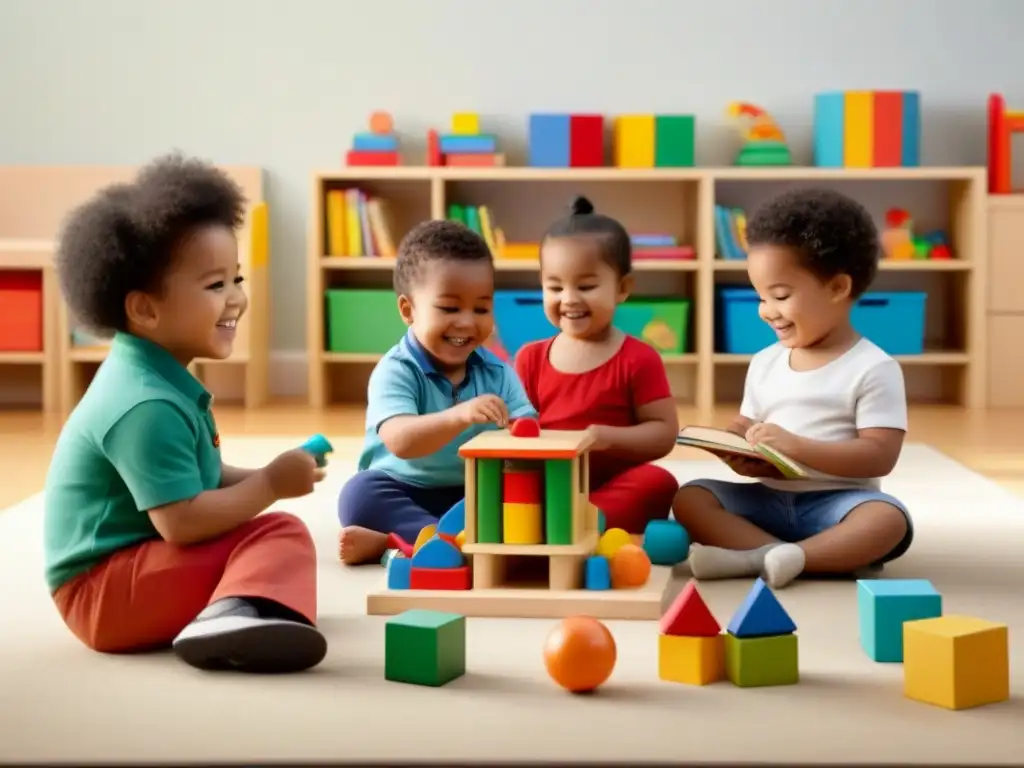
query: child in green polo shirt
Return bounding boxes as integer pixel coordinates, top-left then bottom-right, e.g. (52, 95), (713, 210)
(44, 153), (327, 673)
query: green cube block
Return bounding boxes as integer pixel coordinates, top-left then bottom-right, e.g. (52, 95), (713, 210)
(324, 289), (407, 354)
(476, 459), (502, 543)
(857, 579), (942, 662)
(654, 115), (695, 167)
(385, 609), (466, 686)
(724, 632), (799, 687)
(544, 459), (574, 545)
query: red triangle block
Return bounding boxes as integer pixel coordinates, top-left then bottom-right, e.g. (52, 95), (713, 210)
(659, 580), (721, 636)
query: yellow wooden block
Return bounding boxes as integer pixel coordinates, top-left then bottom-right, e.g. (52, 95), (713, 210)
(658, 633), (725, 685)
(903, 615), (1010, 710)
(596, 527), (632, 559)
(503, 502), (543, 544)
(843, 91), (873, 168)
(614, 115), (655, 168)
(413, 524), (437, 554)
(452, 112), (480, 135)
(455, 530), (466, 549)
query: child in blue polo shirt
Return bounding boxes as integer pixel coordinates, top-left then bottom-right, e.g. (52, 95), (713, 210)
(337, 220), (536, 564)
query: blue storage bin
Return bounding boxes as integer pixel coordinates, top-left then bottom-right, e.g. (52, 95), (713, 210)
(718, 287), (927, 355)
(490, 291), (554, 360)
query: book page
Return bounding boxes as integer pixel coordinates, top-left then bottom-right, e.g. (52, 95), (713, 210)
(678, 426), (755, 452)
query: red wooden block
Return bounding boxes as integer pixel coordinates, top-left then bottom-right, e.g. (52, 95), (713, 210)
(659, 581), (721, 637)
(410, 565), (471, 590)
(503, 469), (543, 504)
(346, 150), (400, 166)
(427, 129), (442, 167)
(510, 417), (541, 438)
(444, 152), (502, 167)
(386, 532), (414, 558)
(570, 114), (604, 167)
(872, 91), (903, 168)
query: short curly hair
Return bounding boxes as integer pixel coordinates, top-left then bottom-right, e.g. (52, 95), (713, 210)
(393, 219), (493, 295)
(745, 187), (880, 298)
(56, 152), (247, 337)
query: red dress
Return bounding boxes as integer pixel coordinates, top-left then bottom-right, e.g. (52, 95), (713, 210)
(514, 335), (679, 533)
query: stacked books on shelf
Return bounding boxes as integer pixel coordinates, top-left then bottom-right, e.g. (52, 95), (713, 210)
(714, 204), (748, 260)
(631, 234), (696, 260)
(324, 188), (397, 258)
(446, 203), (540, 260)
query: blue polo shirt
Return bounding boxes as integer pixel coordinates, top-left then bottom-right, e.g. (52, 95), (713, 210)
(359, 330), (536, 487)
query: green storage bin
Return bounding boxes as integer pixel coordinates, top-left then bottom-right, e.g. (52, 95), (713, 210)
(613, 297), (691, 354)
(325, 289), (407, 353)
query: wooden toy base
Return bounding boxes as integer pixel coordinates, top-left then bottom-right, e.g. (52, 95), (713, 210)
(366, 565), (674, 620)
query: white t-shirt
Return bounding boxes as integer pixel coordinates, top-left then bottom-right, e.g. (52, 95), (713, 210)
(739, 338), (907, 493)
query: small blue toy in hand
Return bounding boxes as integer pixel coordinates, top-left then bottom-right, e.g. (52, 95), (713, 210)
(300, 434), (334, 468)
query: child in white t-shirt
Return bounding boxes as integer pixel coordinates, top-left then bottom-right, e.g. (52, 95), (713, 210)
(673, 188), (912, 588)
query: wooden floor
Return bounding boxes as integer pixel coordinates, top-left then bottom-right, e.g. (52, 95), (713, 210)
(3, 401), (1024, 509)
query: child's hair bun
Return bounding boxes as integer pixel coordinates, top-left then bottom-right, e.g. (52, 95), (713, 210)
(569, 195), (594, 216)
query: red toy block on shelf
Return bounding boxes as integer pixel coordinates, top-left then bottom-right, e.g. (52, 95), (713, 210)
(346, 150), (400, 167)
(410, 565), (471, 591)
(570, 115), (604, 167)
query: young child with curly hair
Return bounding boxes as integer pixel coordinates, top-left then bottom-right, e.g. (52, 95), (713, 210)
(44, 153), (328, 673)
(514, 197), (680, 534)
(337, 220), (536, 564)
(673, 187), (913, 589)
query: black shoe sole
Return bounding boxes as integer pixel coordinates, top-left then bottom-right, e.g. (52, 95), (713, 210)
(173, 621), (328, 674)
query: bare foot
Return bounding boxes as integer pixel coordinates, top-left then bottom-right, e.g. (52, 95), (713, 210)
(338, 526), (389, 565)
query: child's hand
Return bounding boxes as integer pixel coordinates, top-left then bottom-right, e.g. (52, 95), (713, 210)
(745, 422), (799, 456)
(263, 448), (325, 499)
(451, 394), (509, 428)
(586, 424), (610, 452)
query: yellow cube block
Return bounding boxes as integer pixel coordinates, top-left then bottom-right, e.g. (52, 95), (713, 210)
(614, 115), (656, 168)
(903, 615), (1010, 710)
(452, 112), (480, 135)
(658, 633), (725, 686)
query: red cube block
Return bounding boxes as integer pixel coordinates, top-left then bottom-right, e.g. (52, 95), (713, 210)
(410, 565), (471, 591)
(570, 115), (604, 167)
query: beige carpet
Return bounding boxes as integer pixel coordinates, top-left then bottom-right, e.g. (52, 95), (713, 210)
(2, 438), (1023, 765)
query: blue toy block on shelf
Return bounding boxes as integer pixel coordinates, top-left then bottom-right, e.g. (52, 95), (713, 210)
(439, 135), (497, 154)
(528, 114), (571, 167)
(585, 555), (611, 590)
(727, 578), (797, 638)
(353, 132), (399, 152)
(857, 579), (942, 662)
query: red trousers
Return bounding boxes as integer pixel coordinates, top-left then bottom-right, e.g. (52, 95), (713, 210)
(590, 463), (679, 534)
(52, 512), (318, 654)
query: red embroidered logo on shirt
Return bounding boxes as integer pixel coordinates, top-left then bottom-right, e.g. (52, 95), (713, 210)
(213, 433), (220, 448)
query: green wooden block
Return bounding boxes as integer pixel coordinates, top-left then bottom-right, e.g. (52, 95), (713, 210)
(384, 609), (466, 686)
(476, 459), (502, 543)
(544, 459), (573, 544)
(655, 115), (695, 167)
(724, 632), (799, 687)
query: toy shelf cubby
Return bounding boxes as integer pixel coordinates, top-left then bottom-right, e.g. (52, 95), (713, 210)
(308, 166), (987, 411)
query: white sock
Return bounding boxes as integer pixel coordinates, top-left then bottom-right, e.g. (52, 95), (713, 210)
(687, 543), (778, 580)
(763, 544), (806, 588)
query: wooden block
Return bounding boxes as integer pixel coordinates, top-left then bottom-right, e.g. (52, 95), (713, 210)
(528, 114), (571, 167)
(444, 152), (504, 167)
(352, 132), (399, 152)
(614, 115), (655, 168)
(345, 150), (400, 166)
(436, 498), (465, 537)
(596, 527), (632, 560)
(727, 577), (796, 638)
(857, 579), (942, 662)
(476, 459), (503, 543)
(871, 91), (903, 167)
(842, 91), (873, 167)
(509, 416), (541, 437)
(369, 111), (393, 134)
(585, 555), (611, 590)
(569, 114), (604, 167)
(502, 502), (543, 545)
(660, 580), (721, 636)
(427, 129), (442, 167)
(386, 555), (411, 589)
(411, 537), (464, 569)
(410, 565), (472, 591)
(544, 458), (574, 545)
(724, 632), (799, 687)
(659, 633), (725, 685)
(813, 91), (845, 167)
(452, 112), (480, 135)
(385, 609), (466, 686)
(503, 468), (543, 504)
(901, 91), (921, 167)
(903, 615), (1009, 710)
(654, 115), (695, 167)
(413, 524), (437, 554)
(439, 134), (497, 154)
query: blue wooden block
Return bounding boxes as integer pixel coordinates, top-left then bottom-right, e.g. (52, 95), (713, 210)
(387, 556), (411, 589)
(382, 548), (399, 568)
(642, 519), (690, 566)
(900, 91), (921, 167)
(438, 135), (497, 154)
(585, 555), (611, 590)
(727, 577), (797, 638)
(411, 537), (464, 569)
(528, 114), (570, 167)
(436, 498), (465, 537)
(353, 132), (399, 152)
(857, 579), (941, 662)
(813, 92), (845, 168)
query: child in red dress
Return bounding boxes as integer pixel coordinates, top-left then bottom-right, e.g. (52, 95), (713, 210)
(514, 196), (680, 533)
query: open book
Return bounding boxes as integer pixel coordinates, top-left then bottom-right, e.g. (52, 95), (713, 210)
(675, 426), (808, 480)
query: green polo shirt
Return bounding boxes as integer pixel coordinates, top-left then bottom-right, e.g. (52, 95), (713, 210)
(43, 332), (223, 593)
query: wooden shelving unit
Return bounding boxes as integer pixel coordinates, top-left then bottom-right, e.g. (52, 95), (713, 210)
(307, 166), (987, 411)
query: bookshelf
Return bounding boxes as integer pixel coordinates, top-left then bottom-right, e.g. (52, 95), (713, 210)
(307, 166), (987, 411)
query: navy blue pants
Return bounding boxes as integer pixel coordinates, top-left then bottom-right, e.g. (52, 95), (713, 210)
(337, 470), (464, 544)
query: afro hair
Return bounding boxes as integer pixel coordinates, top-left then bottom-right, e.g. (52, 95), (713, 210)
(393, 218), (493, 295)
(745, 187), (880, 298)
(55, 152), (247, 337)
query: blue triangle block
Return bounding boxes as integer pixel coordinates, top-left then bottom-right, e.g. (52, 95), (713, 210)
(727, 577), (797, 638)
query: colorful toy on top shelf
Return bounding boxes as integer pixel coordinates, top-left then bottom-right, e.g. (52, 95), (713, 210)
(724, 578), (799, 687)
(658, 581), (725, 686)
(987, 92), (1024, 194)
(614, 114), (695, 168)
(727, 103), (792, 166)
(813, 91), (920, 168)
(427, 113), (506, 167)
(528, 114), (604, 167)
(346, 111), (402, 166)
(881, 208), (953, 261)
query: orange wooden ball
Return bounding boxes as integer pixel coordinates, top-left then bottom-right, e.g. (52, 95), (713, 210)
(610, 543), (651, 588)
(542, 616), (617, 693)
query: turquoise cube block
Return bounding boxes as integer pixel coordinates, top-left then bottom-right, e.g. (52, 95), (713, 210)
(857, 579), (942, 662)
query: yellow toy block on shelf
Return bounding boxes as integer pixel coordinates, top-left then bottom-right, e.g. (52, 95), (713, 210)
(614, 115), (655, 168)
(903, 615), (1010, 710)
(452, 112), (480, 135)
(658, 634), (725, 686)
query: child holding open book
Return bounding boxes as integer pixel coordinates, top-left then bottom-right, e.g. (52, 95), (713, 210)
(673, 188), (913, 588)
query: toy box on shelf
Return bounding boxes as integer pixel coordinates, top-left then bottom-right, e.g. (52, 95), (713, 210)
(814, 90), (920, 168)
(346, 112), (402, 167)
(428, 113), (506, 168)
